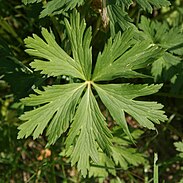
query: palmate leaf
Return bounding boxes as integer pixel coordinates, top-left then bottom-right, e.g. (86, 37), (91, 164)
(111, 146), (145, 169)
(89, 129), (145, 181)
(107, 4), (134, 32)
(139, 16), (183, 82)
(139, 16), (183, 55)
(18, 10), (167, 177)
(135, 0), (170, 13)
(40, 0), (84, 18)
(151, 52), (180, 81)
(89, 150), (116, 182)
(115, 0), (170, 12)
(106, 0), (170, 33)
(22, 0), (84, 17)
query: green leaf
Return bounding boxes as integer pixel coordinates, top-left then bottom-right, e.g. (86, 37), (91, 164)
(64, 10), (92, 80)
(65, 85), (113, 177)
(92, 28), (162, 81)
(174, 141), (183, 158)
(40, 0), (84, 18)
(139, 16), (183, 54)
(115, 0), (170, 13)
(116, 0), (133, 8)
(89, 129), (145, 180)
(18, 83), (86, 145)
(107, 4), (134, 32)
(89, 151), (116, 182)
(136, 0), (170, 13)
(106, 0), (170, 34)
(25, 28), (84, 79)
(18, 10), (168, 177)
(94, 83), (167, 135)
(112, 146), (145, 169)
(22, 0), (41, 5)
(151, 52), (180, 81)
(139, 16), (183, 82)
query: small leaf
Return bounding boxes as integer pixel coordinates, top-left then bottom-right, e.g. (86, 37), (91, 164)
(22, 0), (41, 5)
(174, 141), (183, 158)
(139, 16), (183, 83)
(139, 16), (183, 54)
(136, 0), (170, 13)
(40, 0), (84, 18)
(107, 4), (134, 32)
(151, 52), (180, 81)
(112, 146), (145, 169)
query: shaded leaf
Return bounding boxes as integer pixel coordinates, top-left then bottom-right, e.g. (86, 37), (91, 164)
(136, 0), (170, 13)
(40, 0), (84, 18)
(22, 0), (41, 5)
(174, 141), (183, 158)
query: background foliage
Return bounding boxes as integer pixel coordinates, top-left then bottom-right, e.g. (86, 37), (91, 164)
(0, 0), (183, 182)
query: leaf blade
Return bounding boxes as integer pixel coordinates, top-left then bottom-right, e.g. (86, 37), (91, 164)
(18, 83), (86, 145)
(64, 10), (92, 80)
(94, 83), (167, 137)
(25, 28), (84, 79)
(66, 85), (113, 177)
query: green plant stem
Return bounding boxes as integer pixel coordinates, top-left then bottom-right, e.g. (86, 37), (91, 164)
(153, 153), (158, 183)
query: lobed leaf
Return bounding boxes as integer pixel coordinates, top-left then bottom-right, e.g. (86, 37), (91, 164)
(92, 28), (162, 81)
(136, 0), (170, 13)
(40, 0), (84, 18)
(112, 146), (145, 169)
(107, 4), (134, 33)
(18, 10), (168, 177)
(89, 130), (145, 181)
(22, 0), (41, 5)
(64, 10), (92, 80)
(139, 16), (183, 54)
(18, 83), (86, 145)
(65, 85), (113, 177)
(25, 28), (84, 79)
(89, 151), (116, 181)
(152, 52), (181, 81)
(174, 141), (183, 158)
(94, 83), (167, 137)
(105, 0), (170, 33)
(139, 16), (183, 82)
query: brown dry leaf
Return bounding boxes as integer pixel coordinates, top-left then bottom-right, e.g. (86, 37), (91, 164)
(37, 148), (51, 161)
